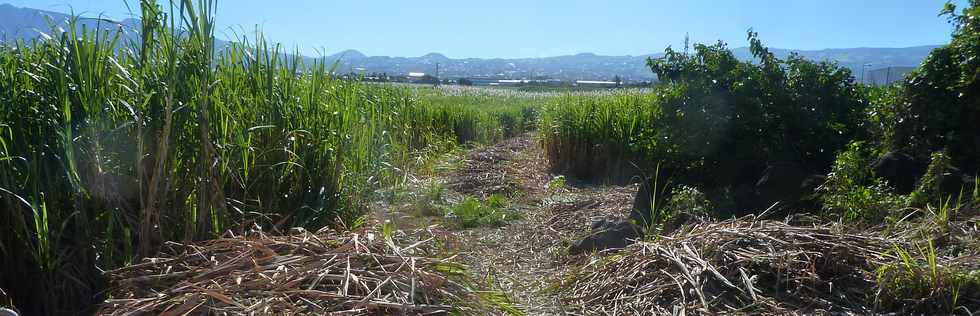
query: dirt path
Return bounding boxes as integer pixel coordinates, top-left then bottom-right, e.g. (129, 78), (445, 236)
(369, 135), (980, 315)
(438, 134), (637, 315)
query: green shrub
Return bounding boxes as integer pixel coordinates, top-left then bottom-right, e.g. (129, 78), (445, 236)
(540, 32), (867, 190)
(861, 84), (905, 150)
(546, 175), (567, 192)
(820, 142), (909, 222)
(666, 185), (712, 217)
(911, 151), (955, 207)
(890, 1), (980, 174)
(647, 33), (868, 186)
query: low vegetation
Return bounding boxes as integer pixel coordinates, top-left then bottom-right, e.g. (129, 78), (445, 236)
(875, 240), (980, 314)
(541, 32), (866, 197)
(541, 3), (980, 217)
(0, 0), (533, 313)
(446, 194), (516, 228)
(543, 1), (980, 314)
(1, 0), (978, 314)
(818, 142), (910, 222)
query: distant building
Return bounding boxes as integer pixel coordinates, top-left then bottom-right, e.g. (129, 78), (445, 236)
(469, 78), (500, 86)
(461, 78), (564, 86)
(497, 79), (530, 86)
(574, 80), (618, 87)
(407, 72), (438, 84)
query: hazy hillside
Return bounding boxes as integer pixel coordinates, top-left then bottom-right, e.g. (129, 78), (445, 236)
(0, 3), (141, 41)
(0, 3), (64, 41)
(1, 3), (936, 83)
(325, 47), (932, 83)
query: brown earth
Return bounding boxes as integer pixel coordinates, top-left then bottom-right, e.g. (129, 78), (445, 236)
(379, 134), (638, 315)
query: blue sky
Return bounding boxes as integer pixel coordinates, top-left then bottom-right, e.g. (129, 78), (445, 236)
(2, 0), (965, 58)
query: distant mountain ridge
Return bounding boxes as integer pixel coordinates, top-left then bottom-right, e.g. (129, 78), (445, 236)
(0, 3), (140, 41)
(322, 46), (932, 83)
(1, 3), (938, 83)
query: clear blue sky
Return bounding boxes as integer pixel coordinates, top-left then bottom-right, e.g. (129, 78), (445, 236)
(2, 0), (965, 58)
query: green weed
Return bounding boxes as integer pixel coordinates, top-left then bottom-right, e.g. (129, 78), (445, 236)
(667, 185), (712, 217)
(875, 240), (980, 313)
(819, 142), (909, 222)
(446, 196), (515, 228)
(546, 175), (567, 192)
(486, 193), (509, 209)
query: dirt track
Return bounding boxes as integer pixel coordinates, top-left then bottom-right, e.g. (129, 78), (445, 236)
(440, 135), (637, 315)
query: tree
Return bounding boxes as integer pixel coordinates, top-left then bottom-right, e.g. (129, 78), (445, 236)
(890, 0), (980, 173)
(645, 32), (865, 192)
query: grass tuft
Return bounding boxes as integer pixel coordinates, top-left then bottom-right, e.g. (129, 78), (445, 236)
(875, 240), (980, 313)
(446, 196), (516, 228)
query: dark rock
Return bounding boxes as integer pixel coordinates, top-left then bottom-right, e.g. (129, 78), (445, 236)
(872, 151), (927, 194)
(938, 166), (977, 199)
(797, 174), (829, 210)
(630, 172), (674, 226)
(662, 212), (693, 235)
(801, 174), (828, 193)
(729, 183), (759, 216)
(784, 213), (822, 226)
(589, 216), (618, 231)
(569, 219), (642, 255)
(755, 162), (810, 208)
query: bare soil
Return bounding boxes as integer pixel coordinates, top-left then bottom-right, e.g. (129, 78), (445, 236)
(436, 134), (637, 315)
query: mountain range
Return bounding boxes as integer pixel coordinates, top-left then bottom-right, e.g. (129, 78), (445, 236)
(1, 3), (937, 83)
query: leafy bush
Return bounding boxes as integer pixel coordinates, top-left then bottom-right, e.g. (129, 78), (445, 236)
(890, 1), (980, 174)
(486, 193), (509, 209)
(646, 33), (867, 188)
(540, 32), (869, 218)
(546, 175), (568, 192)
(819, 142), (909, 222)
(911, 151), (955, 207)
(862, 84), (905, 149)
(821, 1), (980, 223)
(666, 185), (712, 217)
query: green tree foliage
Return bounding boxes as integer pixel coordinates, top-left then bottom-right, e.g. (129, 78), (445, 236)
(892, 1), (980, 173)
(645, 32), (866, 187)
(540, 32), (867, 193)
(861, 84), (905, 148)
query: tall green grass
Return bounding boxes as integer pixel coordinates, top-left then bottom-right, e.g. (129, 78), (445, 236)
(538, 91), (660, 182)
(0, 1), (531, 313)
(418, 87), (540, 139)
